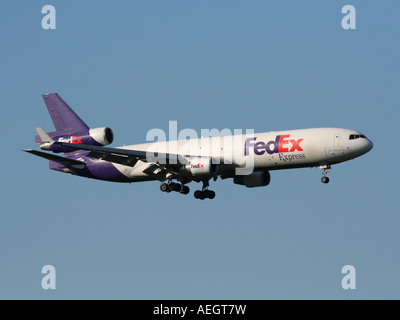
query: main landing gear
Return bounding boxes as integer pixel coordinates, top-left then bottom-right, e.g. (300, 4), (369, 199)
(160, 182), (190, 195)
(320, 165), (331, 184)
(194, 180), (215, 200)
(160, 179), (216, 200)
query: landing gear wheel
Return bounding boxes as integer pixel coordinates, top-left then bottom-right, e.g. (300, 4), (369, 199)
(194, 189), (216, 199)
(179, 185), (190, 195)
(204, 190), (215, 199)
(160, 183), (168, 192)
(194, 190), (206, 200)
(321, 176), (330, 184)
(168, 182), (180, 192)
(208, 190), (216, 199)
(193, 180), (217, 200)
(162, 181), (190, 195)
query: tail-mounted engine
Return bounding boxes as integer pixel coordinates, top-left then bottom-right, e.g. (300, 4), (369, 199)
(39, 127), (114, 153)
(233, 170), (271, 188)
(89, 127), (114, 146)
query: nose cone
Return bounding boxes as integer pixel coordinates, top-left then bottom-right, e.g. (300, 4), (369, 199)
(367, 138), (374, 152)
(362, 138), (374, 154)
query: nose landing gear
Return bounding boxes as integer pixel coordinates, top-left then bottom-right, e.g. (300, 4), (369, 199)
(320, 165), (331, 184)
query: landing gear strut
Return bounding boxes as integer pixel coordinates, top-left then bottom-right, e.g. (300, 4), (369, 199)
(194, 180), (216, 200)
(320, 165), (331, 184)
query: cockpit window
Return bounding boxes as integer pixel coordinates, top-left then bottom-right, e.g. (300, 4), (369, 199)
(349, 134), (367, 140)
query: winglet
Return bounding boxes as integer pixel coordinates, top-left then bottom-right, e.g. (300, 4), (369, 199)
(35, 128), (54, 144)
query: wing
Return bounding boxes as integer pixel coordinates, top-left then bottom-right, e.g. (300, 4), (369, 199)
(53, 140), (236, 182)
(22, 149), (86, 169)
(53, 141), (189, 167)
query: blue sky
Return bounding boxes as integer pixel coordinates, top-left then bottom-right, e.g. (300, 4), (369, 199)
(1, 1), (399, 299)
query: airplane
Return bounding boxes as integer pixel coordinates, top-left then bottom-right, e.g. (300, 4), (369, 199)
(23, 93), (373, 200)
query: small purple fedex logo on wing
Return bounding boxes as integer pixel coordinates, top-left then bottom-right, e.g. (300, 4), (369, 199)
(245, 135), (303, 156)
(191, 163), (204, 169)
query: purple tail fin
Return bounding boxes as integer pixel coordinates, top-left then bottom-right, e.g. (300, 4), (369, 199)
(35, 93), (114, 153)
(42, 93), (89, 132)
(35, 93), (90, 144)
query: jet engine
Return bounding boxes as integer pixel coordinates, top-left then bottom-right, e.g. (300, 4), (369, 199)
(233, 171), (271, 188)
(184, 158), (219, 176)
(39, 127), (114, 153)
(89, 127), (114, 146)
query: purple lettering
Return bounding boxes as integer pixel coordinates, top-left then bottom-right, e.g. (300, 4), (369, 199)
(254, 141), (266, 155)
(266, 135), (280, 155)
(245, 134), (304, 156)
(244, 137), (257, 156)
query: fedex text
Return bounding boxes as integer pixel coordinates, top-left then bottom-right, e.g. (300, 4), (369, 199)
(58, 136), (82, 144)
(245, 135), (304, 156)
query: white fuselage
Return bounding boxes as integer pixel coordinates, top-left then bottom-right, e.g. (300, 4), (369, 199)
(113, 128), (373, 181)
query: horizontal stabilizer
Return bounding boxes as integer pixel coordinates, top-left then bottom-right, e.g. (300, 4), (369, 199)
(35, 127), (54, 144)
(22, 149), (86, 169)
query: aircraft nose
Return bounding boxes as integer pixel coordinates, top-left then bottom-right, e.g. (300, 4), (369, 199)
(363, 138), (373, 153)
(367, 138), (374, 151)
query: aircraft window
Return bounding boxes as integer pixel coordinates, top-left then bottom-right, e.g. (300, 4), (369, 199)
(349, 134), (363, 140)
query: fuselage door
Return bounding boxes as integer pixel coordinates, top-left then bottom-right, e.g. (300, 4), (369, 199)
(334, 134), (340, 147)
(326, 133), (345, 157)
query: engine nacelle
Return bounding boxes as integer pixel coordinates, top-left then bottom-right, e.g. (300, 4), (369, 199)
(233, 171), (271, 188)
(89, 127), (114, 146)
(39, 127), (114, 153)
(185, 158), (219, 176)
